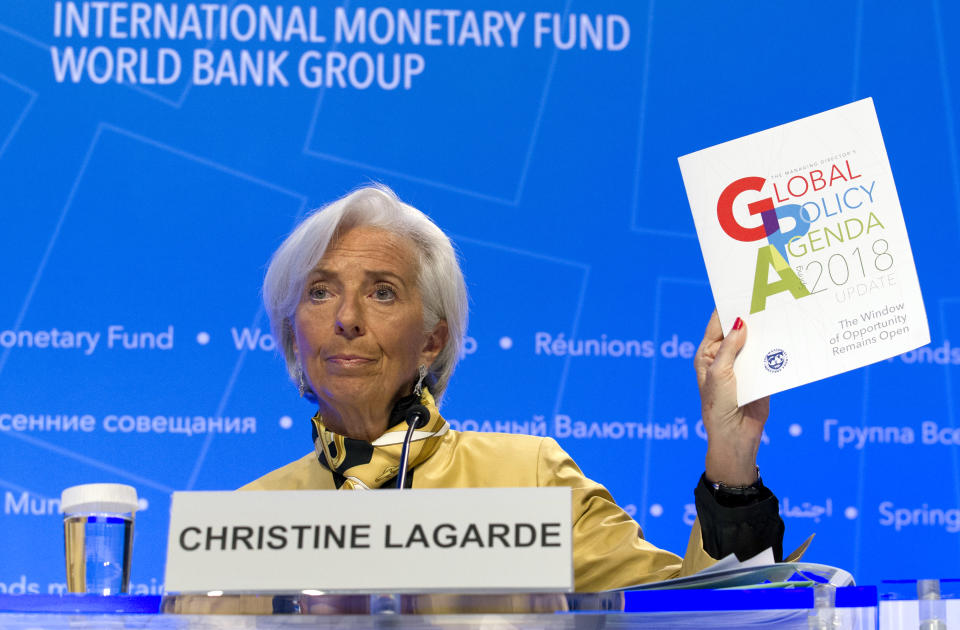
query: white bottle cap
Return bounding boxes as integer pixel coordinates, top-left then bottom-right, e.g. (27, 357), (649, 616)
(60, 483), (139, 514)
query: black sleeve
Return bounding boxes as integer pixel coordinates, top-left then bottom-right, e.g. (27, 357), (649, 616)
(693, 473), (784, 562)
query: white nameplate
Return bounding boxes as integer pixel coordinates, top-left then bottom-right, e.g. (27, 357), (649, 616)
(164, 487), (572, 594)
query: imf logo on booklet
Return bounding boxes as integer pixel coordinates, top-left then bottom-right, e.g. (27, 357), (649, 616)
(763, 348), (788, 373)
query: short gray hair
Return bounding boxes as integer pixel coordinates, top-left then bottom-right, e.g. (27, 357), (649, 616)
(263, 185), (467, 404)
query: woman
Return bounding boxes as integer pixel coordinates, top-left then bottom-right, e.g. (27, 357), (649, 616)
(245, 184), (784, 592)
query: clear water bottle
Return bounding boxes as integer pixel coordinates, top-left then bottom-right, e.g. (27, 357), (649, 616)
(61, 483), (138, 595)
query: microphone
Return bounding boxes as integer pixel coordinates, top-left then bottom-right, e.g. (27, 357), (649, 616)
(396, 403), (429, 490)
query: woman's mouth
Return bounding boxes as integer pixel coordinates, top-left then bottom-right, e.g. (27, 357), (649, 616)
(326, 355), (374, 367)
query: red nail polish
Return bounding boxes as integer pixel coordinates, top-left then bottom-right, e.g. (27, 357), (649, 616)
(732, 317), (744, 331)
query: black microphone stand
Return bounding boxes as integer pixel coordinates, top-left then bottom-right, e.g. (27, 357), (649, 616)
(396, 404), (428, 490)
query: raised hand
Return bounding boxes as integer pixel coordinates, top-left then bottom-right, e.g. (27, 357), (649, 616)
(694, 311), (770, 486)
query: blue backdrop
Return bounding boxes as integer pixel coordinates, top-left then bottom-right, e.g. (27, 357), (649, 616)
(1, 0), (958, 594)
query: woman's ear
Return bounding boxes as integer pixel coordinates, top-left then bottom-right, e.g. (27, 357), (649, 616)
(420, 319), (449, 365)
(285, 317), (299, 362)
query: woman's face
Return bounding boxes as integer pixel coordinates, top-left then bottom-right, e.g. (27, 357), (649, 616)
(292, 225), (446, 438)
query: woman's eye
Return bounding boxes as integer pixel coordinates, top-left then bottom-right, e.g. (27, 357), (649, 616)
(373, 285), (396, 301)
(309, 285), (330, 301)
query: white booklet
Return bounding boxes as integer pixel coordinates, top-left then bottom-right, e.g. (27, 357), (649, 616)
(679, 98), (929, 405)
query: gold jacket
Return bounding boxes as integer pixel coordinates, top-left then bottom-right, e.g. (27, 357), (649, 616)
(241, 429), (716, 592)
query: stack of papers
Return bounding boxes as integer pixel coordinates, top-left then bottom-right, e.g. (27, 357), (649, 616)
(626, 548), (853, 591)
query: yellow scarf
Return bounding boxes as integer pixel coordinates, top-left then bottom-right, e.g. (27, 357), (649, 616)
(311, 388), (449, 489)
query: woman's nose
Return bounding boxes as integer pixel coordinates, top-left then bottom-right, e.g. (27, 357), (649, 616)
(335, 295), (364, 338)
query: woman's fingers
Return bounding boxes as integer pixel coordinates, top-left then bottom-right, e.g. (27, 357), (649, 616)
(694, 311), (722, 383)
(696, 311), (723, 356)
(712, 316), (747, 374)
